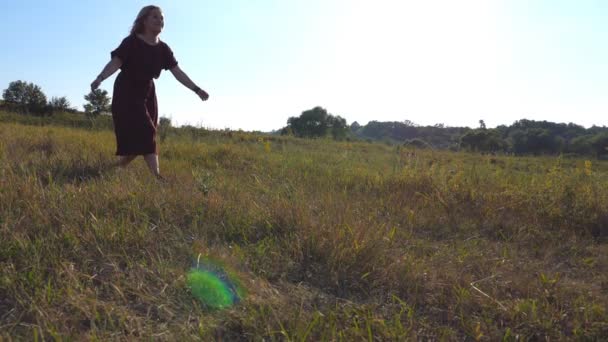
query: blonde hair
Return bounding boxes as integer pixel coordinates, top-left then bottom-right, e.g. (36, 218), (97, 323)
(130, 5), (162, 35)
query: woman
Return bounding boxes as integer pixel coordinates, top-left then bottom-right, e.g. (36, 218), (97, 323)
(91, 5), (208, 178)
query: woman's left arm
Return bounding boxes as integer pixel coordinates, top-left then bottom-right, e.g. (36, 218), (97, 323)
(170, 65), (209, 101)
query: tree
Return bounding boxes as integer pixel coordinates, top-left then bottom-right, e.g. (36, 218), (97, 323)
(460, 129), (506, 153)
(404, 138), (431, 149)
(2, 80), (27, 105)
(49, 96), (74, 113)
(567, 135), (594, 156)
(84, 89), (111, 116)
(279, 126), (293, 136)
(362, 121), (423, 141)
(479, 120), (486, 129)
(158, 116), (172, 142)
(591, 133), (608, 159)
(284, 107), (349, 140)
(286, 106), (330, 138)
(403, 120), (416, 127)
(159, 116), (172, 128)
(329, 115), (348, 140)
(508, 128), (562, 155)
(2, 80), (48, 114)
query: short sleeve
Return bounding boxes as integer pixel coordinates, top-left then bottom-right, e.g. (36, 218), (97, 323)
(111, 36), (133, 63)
(163, 43), (178, 70)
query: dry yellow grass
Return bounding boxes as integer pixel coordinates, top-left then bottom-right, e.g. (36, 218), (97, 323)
(0, 116), (607, 340)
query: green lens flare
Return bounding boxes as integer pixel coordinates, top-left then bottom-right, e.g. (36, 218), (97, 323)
(187, 269), (235, 309)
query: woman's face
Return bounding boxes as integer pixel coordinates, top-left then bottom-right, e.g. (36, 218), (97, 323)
(144, 8), (164, 34)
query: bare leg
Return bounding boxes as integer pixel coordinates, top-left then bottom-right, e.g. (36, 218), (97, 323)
(115, 155), (137, 168)
(144, 153), (161, 178)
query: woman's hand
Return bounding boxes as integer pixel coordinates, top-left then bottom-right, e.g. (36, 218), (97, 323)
(195, 88), (209, 101)
(91, 76), (102, 91)
(91, 58), (122, 92)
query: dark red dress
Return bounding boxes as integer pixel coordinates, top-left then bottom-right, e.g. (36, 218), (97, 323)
(110, 34), (178, 155)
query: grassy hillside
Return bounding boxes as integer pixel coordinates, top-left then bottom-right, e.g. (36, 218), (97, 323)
(1, 119), (607, 340)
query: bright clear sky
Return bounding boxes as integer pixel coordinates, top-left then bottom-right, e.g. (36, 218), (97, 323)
(1, 0), (607, 131)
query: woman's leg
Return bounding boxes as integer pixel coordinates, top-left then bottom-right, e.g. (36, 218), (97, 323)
(144, 153), (161, 177)
(117, 155), (137, 168)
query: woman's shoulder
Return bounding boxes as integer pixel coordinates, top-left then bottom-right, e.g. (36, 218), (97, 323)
(117, 34), (137, 46)
(156, 39), (175, 55)
(112, 34), (136, 57)
(158, 39), (172, 49)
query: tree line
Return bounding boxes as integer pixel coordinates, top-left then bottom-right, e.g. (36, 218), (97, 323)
(4, 80), (608, 158)
(459, 120), (608, 158)
(351, 119), (608, 158)
(1, 80), (111, 116)
(282, 110), (608, 158)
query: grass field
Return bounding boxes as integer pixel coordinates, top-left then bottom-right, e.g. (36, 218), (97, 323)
(1, 117), (607, 340)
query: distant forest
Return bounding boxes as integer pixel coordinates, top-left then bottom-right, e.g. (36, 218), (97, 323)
(350, 119), (608, 158)
(281, 106), (608, 158)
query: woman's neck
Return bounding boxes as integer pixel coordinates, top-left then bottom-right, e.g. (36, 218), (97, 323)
(138, 31), (160, 45)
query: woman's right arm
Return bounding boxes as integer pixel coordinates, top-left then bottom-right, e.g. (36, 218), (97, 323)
(91, 57), (123, 91)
